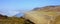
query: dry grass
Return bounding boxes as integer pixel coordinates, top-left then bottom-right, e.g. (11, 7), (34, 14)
(0, 17), (34, 24)
(0, 17), (25, 24)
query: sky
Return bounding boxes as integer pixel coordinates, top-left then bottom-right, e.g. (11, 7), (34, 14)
(0, 0), (60, 16)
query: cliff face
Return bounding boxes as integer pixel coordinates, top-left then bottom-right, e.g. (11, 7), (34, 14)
(24, 5), (60, 24)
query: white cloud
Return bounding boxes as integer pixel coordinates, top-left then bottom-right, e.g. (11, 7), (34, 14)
(6, 11), (20, 17)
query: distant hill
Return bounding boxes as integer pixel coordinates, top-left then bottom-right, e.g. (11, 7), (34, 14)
(33, 5), (60, 12)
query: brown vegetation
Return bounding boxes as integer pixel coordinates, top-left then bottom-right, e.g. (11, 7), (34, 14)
(0, 14), (8, 19)
(0, 14), (34, 24)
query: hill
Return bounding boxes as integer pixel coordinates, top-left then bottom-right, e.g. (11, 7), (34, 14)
(24, 5), (60, 24)
(33, 5), (60, 12)
(0, 14), (34, 24)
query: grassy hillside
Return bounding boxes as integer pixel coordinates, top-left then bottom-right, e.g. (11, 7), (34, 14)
(33, 5), (60, 12)
(0, 17), (34, 24)
(0, 17), (24, 24)
(24, 5), (60, 24)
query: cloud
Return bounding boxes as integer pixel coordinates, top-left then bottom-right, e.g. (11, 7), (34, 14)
(6, 11), (20, 17)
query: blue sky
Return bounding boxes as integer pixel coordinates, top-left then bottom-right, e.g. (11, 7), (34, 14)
(0, 0), (60, 16)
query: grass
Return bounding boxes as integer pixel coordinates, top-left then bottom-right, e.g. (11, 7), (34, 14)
(0, 17), (25, 24)
(0, 17), (34, 24)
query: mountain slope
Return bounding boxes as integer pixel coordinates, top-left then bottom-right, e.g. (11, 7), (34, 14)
(24, 5), (60, 24)
(33, 5), (60, 12)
